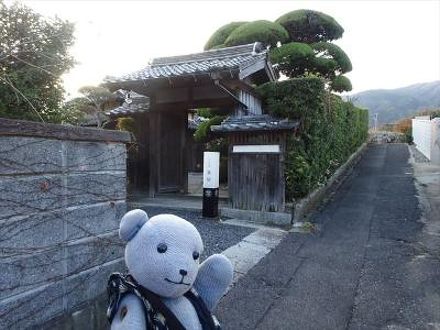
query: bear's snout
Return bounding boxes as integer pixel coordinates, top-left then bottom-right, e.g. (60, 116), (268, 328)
(179, 269), (188, 276)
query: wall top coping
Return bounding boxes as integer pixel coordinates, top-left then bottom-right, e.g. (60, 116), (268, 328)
(0, 118), (131, 143)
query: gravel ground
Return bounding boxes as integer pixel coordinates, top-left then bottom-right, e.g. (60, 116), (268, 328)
(139, 207), (255, 260)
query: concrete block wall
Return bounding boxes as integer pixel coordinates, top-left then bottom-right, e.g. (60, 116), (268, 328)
(0, 119), (131, 329)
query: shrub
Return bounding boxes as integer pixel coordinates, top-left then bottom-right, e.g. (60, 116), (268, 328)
(330, 75), (352, 92)
(193, 116), (224, 142)
(258, 78), (368, 199)
(269, 42), (314, 77)
(276, 9), (344, 43)
(394, 118), (413, 143)
(116, 117), (138, 135)
(204, 22), (247, 50)
(224, 20), (289, 48)
(312, 42), (352, 74)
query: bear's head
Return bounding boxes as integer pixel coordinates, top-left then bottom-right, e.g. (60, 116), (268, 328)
(119, 209), (203, 298)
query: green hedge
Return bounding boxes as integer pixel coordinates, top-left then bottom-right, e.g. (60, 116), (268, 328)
(257, 78), (368, 199)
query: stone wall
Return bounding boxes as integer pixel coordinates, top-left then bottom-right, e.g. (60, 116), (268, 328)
(0, 119), (130, 329)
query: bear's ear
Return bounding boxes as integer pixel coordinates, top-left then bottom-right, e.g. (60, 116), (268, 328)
(119, 209), (149, 242)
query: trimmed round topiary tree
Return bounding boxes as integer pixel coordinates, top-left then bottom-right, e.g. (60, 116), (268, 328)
(224, 20), (289, 48)
(269, 42), (314, 77)
(276, 9), (344, 43)
(204, 22), (247, 50)
(312, 42), (352, 74)
(330, 75), (352, 92)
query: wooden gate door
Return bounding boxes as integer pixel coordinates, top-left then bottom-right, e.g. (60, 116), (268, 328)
(229, 146), (285, 212)
(159, 112), (185, 192)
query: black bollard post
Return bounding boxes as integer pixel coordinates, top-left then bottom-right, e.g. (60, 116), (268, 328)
(202, 152), (219, 218)
(202, 187), (219, 218)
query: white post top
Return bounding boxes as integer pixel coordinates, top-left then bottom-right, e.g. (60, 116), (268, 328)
(203, 152), (220, 189)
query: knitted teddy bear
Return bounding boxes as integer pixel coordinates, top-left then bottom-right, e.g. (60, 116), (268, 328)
(108, 209), (233, 330)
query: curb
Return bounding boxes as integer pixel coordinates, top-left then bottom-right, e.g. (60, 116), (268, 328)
(128, 202), (201, 212)
(292, 142), (368, 223)
(220, 208), (291, 227)
(221, 227), (288, 286)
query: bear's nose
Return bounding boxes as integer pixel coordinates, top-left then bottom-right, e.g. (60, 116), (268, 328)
(179, 269), (187, 276)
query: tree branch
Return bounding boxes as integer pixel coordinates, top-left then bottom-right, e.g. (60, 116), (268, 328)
(0, 76), (45, 122)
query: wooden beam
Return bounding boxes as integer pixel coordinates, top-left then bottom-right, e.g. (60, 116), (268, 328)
(239, 58), (266, 80)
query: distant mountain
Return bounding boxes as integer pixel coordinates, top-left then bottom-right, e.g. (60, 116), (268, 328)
(350, 81), (440, 125)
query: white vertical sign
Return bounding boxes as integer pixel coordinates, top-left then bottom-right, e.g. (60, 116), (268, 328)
(203, 152), (220, 189)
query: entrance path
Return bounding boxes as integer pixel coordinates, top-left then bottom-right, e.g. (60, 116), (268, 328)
(216, 144), (440, 330)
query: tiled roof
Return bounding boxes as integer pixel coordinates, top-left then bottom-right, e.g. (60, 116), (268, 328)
(107, 102), (150, 117)
(106, 90), (150, 117)
(211, 115), (299, 133)
(188, 115), (208, 130)
(104, 43), (267, 83)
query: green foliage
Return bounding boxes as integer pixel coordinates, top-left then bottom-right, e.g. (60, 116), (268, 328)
(78, 86), (115, 109)
(0, 1), (75, 122)
(116, 117), (138, 135)
(193, 116), (224, 142)
(330, 75), (352, 92)
(224, 20), (289, 48)
(276, 9), (344, 43)
(204, 10), (352, 92)
(393, 118), (413, 143)
(258, 78), (368, 199)
(210, 44), (226, 49)
(78, 85), (117, 127)
(60, 97), (88, 124)
(257, 77), (325, 122)
(269, 41), (352, 92)
(204, 22), (247, 50)
(312, 42), (352, 74)
(269, 42), (314, 77)
(195, 107), (227, 118)
(196, 108), (214, 118)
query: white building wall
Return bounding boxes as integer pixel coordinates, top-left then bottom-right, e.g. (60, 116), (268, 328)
(412, 118), (432, 159)
(430, 118), (440, 165)
(412, 117), (440, 164)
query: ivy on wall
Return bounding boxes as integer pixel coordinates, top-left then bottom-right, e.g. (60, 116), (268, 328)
(258, 77), (368, 199)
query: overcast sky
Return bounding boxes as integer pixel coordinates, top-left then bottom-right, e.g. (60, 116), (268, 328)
(19, 0), (440, 97)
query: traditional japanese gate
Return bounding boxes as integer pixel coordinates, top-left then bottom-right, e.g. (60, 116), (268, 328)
(212, 118), (299, 212)
(230, 146), (284, 211)
(105, 43), (278, 198)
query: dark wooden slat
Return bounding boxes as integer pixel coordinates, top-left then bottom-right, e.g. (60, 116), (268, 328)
(230, 151), (284, 212)
(0, 118), (131, 143)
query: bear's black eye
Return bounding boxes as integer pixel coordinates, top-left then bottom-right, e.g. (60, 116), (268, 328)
(193, 251), (200, 260)
(157, 243), (167, 253)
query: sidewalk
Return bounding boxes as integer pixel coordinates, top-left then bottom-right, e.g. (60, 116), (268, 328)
(216, 144), (440, 329)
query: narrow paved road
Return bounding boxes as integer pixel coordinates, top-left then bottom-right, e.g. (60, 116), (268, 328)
(217, 144), (440, 330)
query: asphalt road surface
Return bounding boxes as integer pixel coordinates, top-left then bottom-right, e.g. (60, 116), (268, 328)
(217, 144), (440, 330)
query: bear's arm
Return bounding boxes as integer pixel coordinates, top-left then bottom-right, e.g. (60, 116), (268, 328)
(110, 294), (146, 330)
(193, 254), (233, 311)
